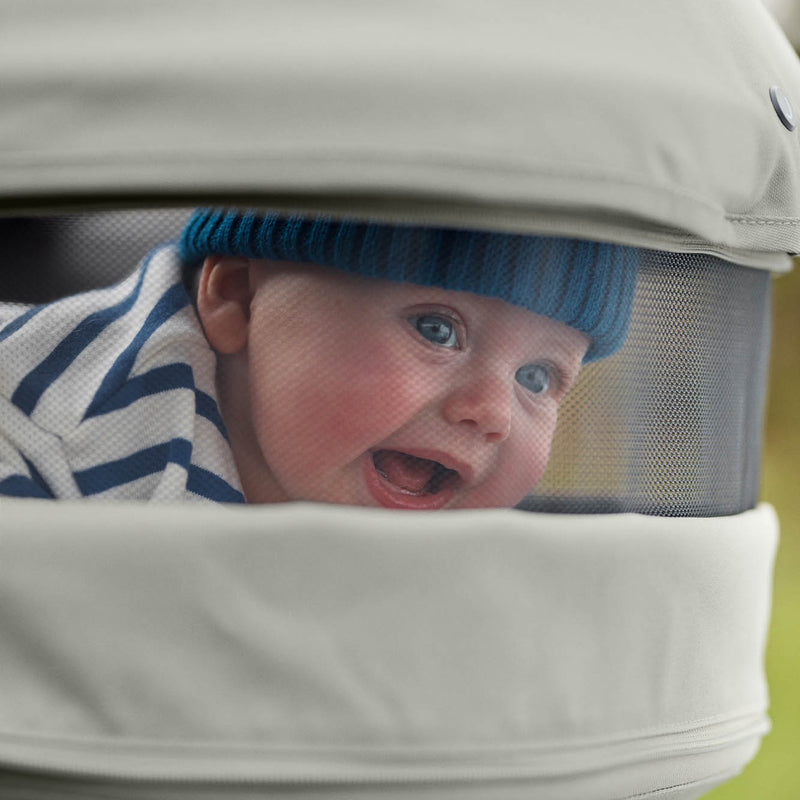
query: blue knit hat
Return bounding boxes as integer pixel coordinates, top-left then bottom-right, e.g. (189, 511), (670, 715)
(179, 209), (639, 361)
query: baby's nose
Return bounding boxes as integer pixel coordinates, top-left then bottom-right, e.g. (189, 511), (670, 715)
(441, 374), (512, 442)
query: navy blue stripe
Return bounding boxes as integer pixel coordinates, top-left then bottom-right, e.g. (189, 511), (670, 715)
(84, 362), (195, 419)
(11, 262), (150, 416)
(22, 456), (55, 498)
(0, 304), (47, 344)
(85, 284), (189, 419)
(195, 390), (229, 441)
(0, 474), (52, 498)
(187, 465), (245, 503)
(83, 360), (230, 445)
(74, 438), (193, 496)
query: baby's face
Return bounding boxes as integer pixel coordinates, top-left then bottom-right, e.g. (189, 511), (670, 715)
(210, 260), (589, 509)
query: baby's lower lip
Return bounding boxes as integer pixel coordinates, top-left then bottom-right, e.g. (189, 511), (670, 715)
(363, 452), (458, 511)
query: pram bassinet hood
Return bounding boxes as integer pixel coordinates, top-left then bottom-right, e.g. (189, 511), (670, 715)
(0, 1), (793, 798)
(1, 0), (800, 267)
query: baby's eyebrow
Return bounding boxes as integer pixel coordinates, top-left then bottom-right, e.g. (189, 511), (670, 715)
(524, 335), (586, 363)
(527, 344), (585, 385)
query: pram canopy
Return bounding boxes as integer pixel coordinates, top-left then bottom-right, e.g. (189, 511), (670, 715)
(0, 1), (795, 798)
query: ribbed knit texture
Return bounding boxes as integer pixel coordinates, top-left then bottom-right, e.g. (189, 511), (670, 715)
(180, 210), (639, 361)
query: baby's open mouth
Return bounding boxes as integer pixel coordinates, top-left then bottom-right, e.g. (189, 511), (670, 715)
(371, 450), (460, 496)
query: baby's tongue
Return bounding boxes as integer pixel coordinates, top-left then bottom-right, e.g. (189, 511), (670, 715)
(374, 450), (437, 493)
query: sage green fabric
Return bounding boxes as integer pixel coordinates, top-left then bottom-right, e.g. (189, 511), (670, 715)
(1, 0), (799, 267)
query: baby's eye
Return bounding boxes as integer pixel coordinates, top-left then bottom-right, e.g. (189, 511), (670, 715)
(515, 363), (553, 395)
(410, 315), (459, 348)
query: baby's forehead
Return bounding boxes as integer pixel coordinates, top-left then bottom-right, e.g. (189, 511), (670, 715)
(357, 273), (590, 354)
(251, 258), (590, 362)
(370, 275), (558, 322)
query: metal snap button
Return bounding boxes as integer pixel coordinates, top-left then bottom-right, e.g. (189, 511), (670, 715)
(770, 85), (796, 131)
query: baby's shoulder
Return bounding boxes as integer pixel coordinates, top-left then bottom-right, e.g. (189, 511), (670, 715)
(0, 244), (205, 431)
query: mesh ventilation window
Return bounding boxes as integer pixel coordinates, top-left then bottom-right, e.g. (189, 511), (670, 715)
(523, 250), (770, 516)
(0, 211), (771, 517)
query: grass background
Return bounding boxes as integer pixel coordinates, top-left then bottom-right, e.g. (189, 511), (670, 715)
(704, 261), (800, 798)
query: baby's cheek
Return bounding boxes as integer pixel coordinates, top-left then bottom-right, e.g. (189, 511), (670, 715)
(334, 340), (431, 425)
(328, 369), (426, 444)
(292, 356), (427, 466)
(499, 410), (558, 500)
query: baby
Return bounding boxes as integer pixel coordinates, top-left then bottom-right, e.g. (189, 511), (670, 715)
(0, 209), (638, 508)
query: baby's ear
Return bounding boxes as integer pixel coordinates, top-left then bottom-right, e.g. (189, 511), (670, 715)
(196, 256), (253, 354)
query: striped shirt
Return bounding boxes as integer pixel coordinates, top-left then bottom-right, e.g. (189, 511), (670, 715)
(0, 245), (245, 503)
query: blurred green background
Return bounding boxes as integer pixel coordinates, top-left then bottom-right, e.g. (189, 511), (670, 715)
(704, 261), (800, 798)
(707, 5), (800, 794)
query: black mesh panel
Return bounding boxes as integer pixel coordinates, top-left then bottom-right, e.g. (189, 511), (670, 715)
(523, 251), (771, 516)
